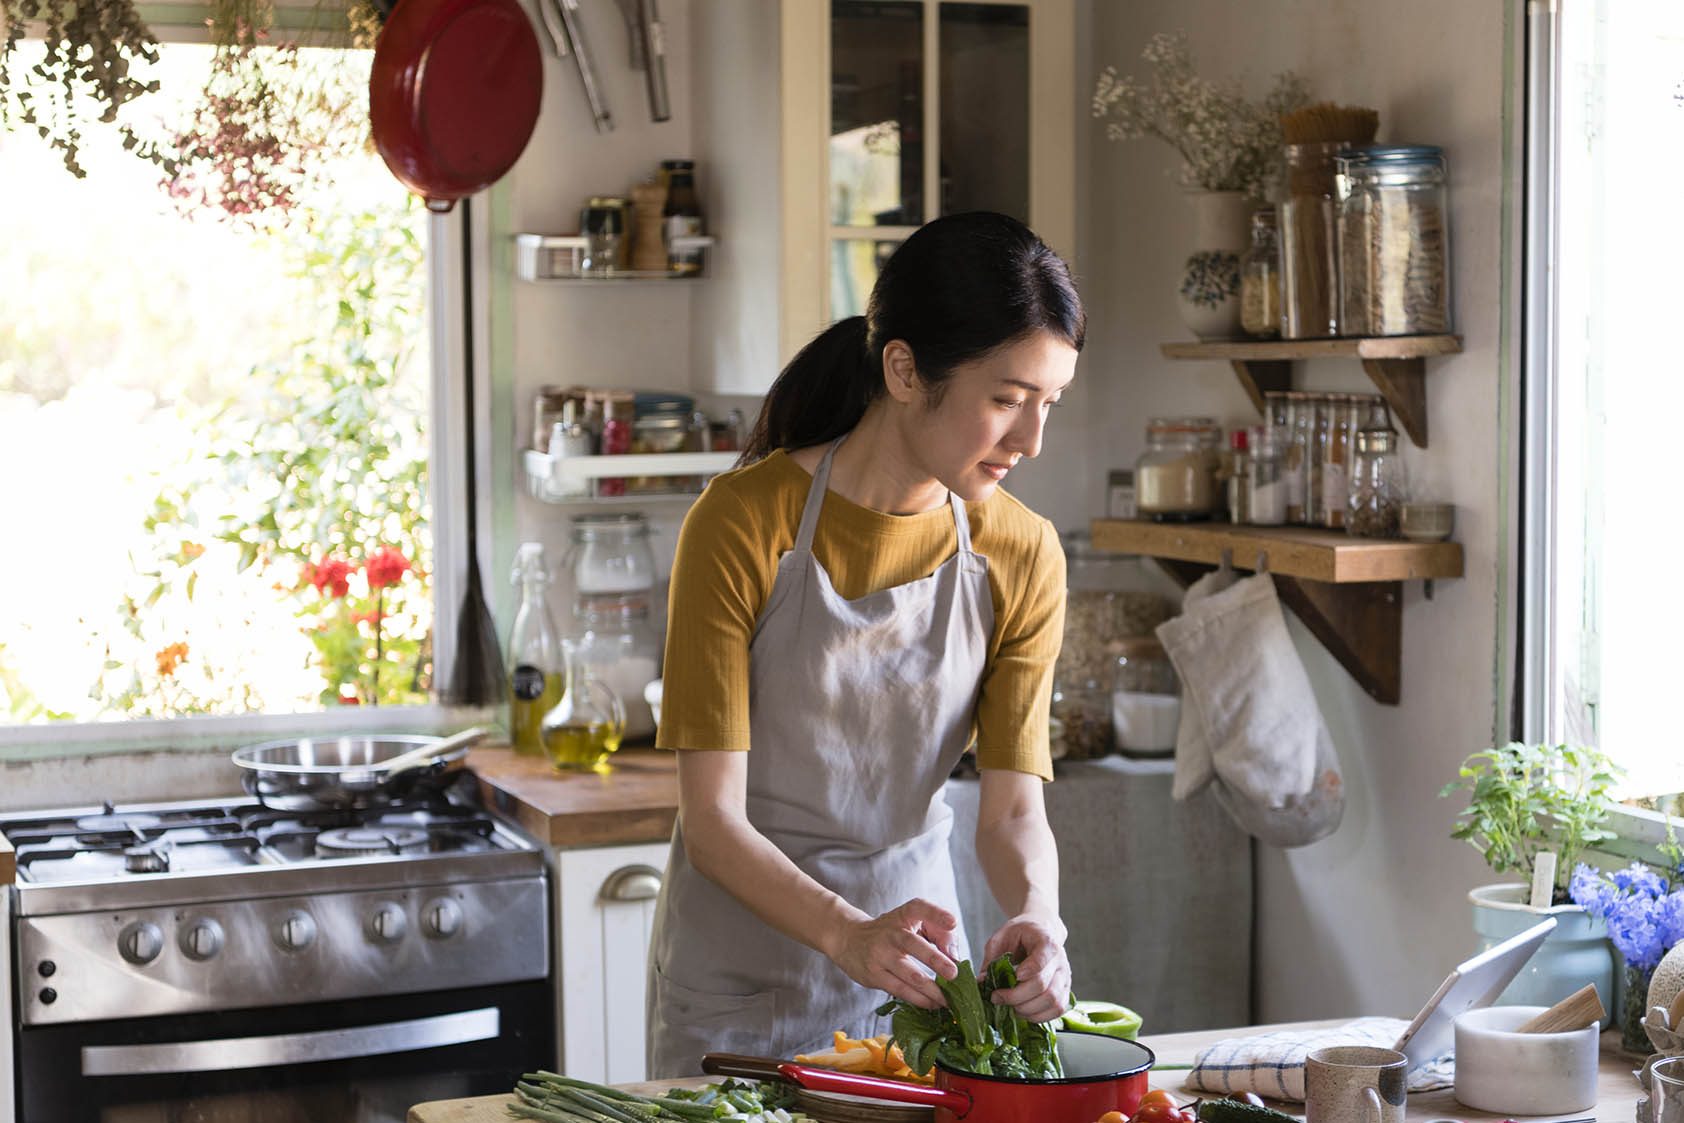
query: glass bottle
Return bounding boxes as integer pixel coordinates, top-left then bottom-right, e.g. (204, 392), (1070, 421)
(1308, 396), (1330, 525)
(661, 158), (705, 276)
(1264, 390), (1290, 434)
(1248, 427), (1288, 526)
(540, 643), (627, 771)
(507, 543), (564, 758)
(1348, 403), (1409, 538)
(1284, 393), (1312, 523)
(569, 593), (662, 741)
(1239, 205), (1281, 338)
(1227, 428), (1251, 524)
(1321, 396), (1352, 529)
(597, 397), (635, 497)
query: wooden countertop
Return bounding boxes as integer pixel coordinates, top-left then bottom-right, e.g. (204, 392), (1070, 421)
(410, 1020), (1642, 1122)
(466, 745), (679, 848)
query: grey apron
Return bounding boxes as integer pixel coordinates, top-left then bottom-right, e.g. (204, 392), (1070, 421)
(647, 438), (995, 1078)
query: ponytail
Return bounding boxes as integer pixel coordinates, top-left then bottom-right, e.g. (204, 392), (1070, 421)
(739, 316), (875, 464)
(739, 213), (1084, 466)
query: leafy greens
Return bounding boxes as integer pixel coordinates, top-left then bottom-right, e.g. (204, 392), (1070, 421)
(875, 955), (1063, 1080)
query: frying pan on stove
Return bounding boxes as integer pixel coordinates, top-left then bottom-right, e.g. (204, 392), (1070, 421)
(231, 728), (491, 811)
(369, 0), (545, 212)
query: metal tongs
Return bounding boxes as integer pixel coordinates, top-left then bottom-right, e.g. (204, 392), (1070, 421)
(539, 0), (615, 133)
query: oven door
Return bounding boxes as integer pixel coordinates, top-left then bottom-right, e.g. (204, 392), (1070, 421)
(16, 981), (552, 1123)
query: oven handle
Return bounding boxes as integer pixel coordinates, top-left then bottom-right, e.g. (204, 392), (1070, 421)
(80, 1007), (500, 1076)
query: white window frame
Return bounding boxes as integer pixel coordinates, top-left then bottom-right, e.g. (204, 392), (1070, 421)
(1517, 0), (1676, 850)
(0, 14), (490, 761)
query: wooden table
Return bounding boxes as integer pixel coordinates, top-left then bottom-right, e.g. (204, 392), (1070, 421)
(409, 1020), (1642, 1121)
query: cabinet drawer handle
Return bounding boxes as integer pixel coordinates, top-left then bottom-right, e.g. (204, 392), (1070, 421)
(600, 863), (663, 902)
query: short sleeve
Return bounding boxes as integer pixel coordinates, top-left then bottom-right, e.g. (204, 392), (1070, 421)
(972, 517), (1065, 780)
(654, 480), (771, 751)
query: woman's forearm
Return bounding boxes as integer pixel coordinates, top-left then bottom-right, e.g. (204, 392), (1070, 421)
(974, 769), (1065, 936)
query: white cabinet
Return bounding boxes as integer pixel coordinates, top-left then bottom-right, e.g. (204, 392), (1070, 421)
(552, 841), (669, 1085)
(692, 0), (1077, 396)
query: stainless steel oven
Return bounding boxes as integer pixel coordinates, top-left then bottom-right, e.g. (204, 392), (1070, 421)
(3, 788), (552, 1123)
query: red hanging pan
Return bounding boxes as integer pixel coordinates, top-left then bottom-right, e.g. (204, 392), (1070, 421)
(704, 1032), (1155, 1123)
(369, 0), (544, 212)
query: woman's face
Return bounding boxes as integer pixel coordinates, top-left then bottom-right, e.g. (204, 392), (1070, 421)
(903, 331), (1078, 503)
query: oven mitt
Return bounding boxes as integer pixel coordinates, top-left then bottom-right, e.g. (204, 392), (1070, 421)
(1157, 570), (1344, 848)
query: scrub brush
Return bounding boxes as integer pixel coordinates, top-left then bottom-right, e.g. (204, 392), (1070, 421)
(1280, 102), (1380, 146)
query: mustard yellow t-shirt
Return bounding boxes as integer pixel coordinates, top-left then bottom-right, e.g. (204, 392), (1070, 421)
(656, 450), (1064, 780)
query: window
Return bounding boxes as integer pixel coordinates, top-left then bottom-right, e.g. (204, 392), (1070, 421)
(0, 29), (461, 752)
(1522, 0), (1684, 823)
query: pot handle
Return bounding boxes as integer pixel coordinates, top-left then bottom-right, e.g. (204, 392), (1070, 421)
(777, 1063), (972, 1114)
(700, 1054), (786, 1081)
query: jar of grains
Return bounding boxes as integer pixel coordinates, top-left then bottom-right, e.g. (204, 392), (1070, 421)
(1341, 145), (1452, 336)
(1239, 205), (1281, 338)
(1136, 418), (1220, 520)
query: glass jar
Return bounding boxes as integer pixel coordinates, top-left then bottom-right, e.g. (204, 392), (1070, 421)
(1343, 146), (1452, 336)
(570, 594), (662, 741)
(1280, 141), (1350, 339)
(1284, 393), (1313, 524)
(597, 395), (635, 497)
(662, 159), (705, 276)
(1334, 149), (1373, 336)
(567, 513), (657, 596)
(1239, 205), (1281, 338)
(1058, 531), (1174, 690)
(1248, 428), (1288, 526)
(1050, 680), (1112, 761)
(533, 386), (570, 452)
(1348, 407), (1409, 538)
(1110, 637), (1179, 758)
(1136, 418), (1219, 520)
(540, 642), (627, 771)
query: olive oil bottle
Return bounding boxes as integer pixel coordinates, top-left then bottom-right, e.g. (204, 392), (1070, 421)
(540, 652), (627, 771)
(507, 543), (563, 757)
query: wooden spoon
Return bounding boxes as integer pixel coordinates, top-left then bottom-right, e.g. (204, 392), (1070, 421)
(1516, 983), (1606, 1034)
(379, 726), (493, 777)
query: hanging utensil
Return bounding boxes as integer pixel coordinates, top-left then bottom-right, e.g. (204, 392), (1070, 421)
(542, 0), (614, 133)
(635, 0), (671, 122)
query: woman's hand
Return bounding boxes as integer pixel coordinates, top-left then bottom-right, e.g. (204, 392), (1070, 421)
(830, 899), (962, 1009)
(982, 913), (1071, 1024)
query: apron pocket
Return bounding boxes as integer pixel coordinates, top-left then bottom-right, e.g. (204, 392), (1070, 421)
(650, 960), (778, 1076)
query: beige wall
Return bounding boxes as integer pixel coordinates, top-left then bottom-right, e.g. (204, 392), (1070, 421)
(1038, 0), (1517, 1022)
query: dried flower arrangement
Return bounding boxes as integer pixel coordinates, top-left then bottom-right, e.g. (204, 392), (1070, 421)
(1092, 31), (1311, 200)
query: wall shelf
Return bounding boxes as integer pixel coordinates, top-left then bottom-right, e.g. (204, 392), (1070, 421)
(522, 449), (737, 504)
(514, 234), (715, 282)
(1091, 519), (1464, 705)
(1160, 335), (1462, 449)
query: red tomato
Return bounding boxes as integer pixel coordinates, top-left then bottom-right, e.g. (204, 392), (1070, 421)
(1129, 1091), (1197, 1123)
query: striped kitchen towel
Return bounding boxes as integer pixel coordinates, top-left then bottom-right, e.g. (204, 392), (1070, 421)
(1183, 1017), (1455, 1102)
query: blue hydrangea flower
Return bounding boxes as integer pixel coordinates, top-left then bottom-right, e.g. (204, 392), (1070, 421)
(1614, 863), (1667, 898)
(1570, 862), (1684, 972)
(1657, 892), (1684, 951)
(1570, 863), (1616, 916)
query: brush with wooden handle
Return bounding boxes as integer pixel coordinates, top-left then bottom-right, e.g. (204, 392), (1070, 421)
(1515, 983), (1606, 1034)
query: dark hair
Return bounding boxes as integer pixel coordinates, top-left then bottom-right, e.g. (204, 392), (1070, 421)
(739, 212), (1085, 463)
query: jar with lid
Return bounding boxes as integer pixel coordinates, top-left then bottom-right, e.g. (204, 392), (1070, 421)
(1280, 141), (1350, 339)
(597, 396), (635, 497)
(1110, 637), (1180, 758)
(1347, 403), (1409, 537)
(1136, 418), (1219, 520)
(567, 512), (656, 596)
(661, 159), (705, 276)
(629, 408), (691, 494)
(1239, 205), (1281, 338)
(1226, 429), (1250, 524)
(1248, 427), (1288, 526)
(580, 196), (629, 274)
(1342, 146), (1451, 336)
(569, 593), (662, 741)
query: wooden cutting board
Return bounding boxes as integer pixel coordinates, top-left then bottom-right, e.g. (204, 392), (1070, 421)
(408, 1078), (709, 1123)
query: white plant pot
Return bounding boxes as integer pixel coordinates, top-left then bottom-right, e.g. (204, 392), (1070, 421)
(1469, 883), (1614, 1021)
(1177, 190), (1250, 340)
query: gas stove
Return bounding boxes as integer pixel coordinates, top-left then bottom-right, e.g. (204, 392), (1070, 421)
(2, 785), (549, 1027)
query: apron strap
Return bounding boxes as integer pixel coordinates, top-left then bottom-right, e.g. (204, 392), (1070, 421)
(793, 438), (844, 553)
(949, 492), (973, 555)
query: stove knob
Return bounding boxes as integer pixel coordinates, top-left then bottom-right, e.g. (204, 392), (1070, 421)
(179, 918), (224, 961)
(118, 921), (164, 965)
(367, 902), (407, 944)
(422, 897), (463, 940)
(274, 910), (317, 953)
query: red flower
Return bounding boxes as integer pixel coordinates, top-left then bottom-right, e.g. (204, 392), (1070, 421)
(308, 556), (353, 598)
(365, 547), (411, 591)
(353, 608), (384, 628)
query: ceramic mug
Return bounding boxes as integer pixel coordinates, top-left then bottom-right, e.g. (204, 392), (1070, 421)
(1305, 1045), (1408, 1123)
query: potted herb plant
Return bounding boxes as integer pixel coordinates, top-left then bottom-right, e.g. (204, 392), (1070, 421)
(1441, 741), (1622, 1014)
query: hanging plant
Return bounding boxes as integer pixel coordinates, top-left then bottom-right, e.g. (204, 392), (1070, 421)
(0, 0), (180, 177)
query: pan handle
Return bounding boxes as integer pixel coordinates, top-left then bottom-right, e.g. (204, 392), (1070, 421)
(700, 1053), (788, 1081)
(777, 1063), (973, 1113)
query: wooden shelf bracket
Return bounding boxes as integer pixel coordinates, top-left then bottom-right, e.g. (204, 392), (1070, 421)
(1229, 359), (1293, 414)
(1156, 559), (1404, 704)
(1359, 357), (1428, 448)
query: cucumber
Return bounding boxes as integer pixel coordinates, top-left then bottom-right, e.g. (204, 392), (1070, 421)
(1196, 1098), (1299, 1123)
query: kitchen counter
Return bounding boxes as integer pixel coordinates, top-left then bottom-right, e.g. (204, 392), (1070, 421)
(467, 745), (679, 848)
(0, 831), (12, 885)
(409, 1019), (1642, 1121)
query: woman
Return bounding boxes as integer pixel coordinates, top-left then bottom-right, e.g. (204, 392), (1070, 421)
(647, 212), (1082, 1077)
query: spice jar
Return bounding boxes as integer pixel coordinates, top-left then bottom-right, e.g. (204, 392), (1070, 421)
(596, 395), (635, 497)
(1136, 418), (1220, 520)
(1280, 141), (1349, 339)
(1347, 404), (1408, 537)
(533, 386), (570, 452)
(1239, 206), (1281, 338)
(1110, 637), (1179, 758)
(1248, 427), (1288, 526)
(1342, 146), (1452, 336)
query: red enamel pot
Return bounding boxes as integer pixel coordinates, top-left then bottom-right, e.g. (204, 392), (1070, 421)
(369, 0), (544, 212)
(704, 1032), (1155, 1123)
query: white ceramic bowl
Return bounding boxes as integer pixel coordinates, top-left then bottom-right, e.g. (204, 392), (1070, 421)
(644, 678), (663, 729)
(1453, 1004), (1598, 1115)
